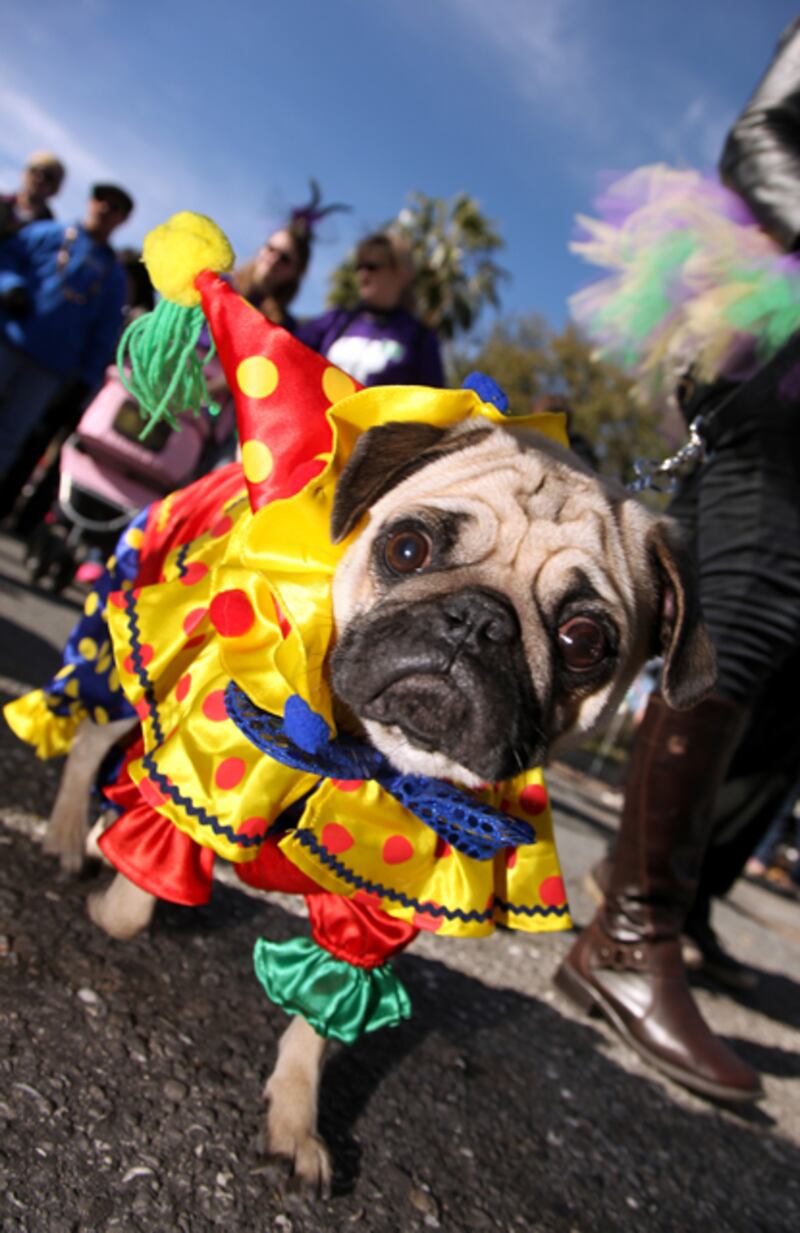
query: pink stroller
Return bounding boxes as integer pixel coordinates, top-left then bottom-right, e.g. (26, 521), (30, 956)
(26, 363), (235, 592)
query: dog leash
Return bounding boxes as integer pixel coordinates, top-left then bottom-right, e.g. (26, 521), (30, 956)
(626, 415), (708, 494)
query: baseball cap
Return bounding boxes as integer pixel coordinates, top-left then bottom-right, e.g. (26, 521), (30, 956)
(91, 183), (135, 216)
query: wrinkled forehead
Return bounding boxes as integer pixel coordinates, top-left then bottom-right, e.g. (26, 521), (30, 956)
(365, 430), (636, 606)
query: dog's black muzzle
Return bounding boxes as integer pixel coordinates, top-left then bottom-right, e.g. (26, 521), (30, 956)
(331, 586), (542, 781)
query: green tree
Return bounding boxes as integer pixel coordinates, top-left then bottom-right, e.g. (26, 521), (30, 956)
(326, 191), (507, 342)
(452, 314), (670, 488)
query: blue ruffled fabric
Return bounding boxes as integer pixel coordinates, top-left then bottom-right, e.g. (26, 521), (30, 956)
(224, 681), (535, 861)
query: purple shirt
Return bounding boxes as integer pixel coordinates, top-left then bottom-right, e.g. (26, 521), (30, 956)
(296, 306), (445, 387)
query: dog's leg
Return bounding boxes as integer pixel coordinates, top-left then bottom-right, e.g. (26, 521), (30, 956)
(45, 716), (137, 873)
(265, 1015), (331, 1197)
(87, 871), (156, 940)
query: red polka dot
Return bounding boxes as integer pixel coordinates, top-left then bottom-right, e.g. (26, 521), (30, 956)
(321, 823), (355, 854)
(181, 561), (209, 586)
(272, 594), (292, 639)
(353, 889), (384, 912)
(202, 690), (228, 722)
(239, 815), (269, 839)
(412, 902), (444, 932)
(331, 778), (363, 793)
(183, 634), (206, 650)
(215, 757), (246, 790)
(175, 674), (191, 702)
(123, 644), (153, 675)
(109, 589), (127, 610)
(139, 776), (168, 808)
(182, 607), (208, 635)
(134, 698), (150, 719)
(210, 515), (233, 538)
(539, 875), (566, 907)
(519, 784), (549, 816)
(383, 835), (414, 865)
(506, 848), (518, 869)
(434, 836), (452, 859)
(209, 589), (255, 637)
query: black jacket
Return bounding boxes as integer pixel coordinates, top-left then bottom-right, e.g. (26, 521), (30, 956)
(720, 18), (800, 251)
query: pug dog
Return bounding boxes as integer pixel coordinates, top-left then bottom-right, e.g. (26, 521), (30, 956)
(31, 416), (714, 1196)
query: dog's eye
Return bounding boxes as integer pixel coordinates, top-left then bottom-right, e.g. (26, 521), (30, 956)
(558, 615), (608, 671)
(383, 529), (432, 574)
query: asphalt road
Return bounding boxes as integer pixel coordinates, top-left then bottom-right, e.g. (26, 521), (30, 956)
(1, 530), (799, 1233)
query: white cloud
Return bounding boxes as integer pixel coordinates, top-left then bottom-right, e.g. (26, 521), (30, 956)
(436, 0), (590, 116)
(0, 84), (108, 183)
(0, 72), (277, 262)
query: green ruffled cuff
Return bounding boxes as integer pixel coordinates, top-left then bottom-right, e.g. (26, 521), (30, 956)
(253, 936), (412, 1045)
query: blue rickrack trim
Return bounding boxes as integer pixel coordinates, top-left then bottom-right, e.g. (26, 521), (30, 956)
(124, 586), (165, 745)
(139, 748), (272, 848)
(293, 827), (492, 922)
(122, 587), (276, 849)
(292, 827), (566, 923)
(174, 541), (191, 579)
(494, 897), (569, 921)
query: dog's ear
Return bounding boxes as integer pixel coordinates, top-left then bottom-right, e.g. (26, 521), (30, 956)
(331, 421), (491, 542)
(648, 519), (717, 710)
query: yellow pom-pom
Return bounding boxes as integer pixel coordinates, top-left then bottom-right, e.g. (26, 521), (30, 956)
(142, 211), (235, 307)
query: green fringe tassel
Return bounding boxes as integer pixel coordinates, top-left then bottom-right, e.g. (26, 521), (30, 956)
(116, 300), (220, 438)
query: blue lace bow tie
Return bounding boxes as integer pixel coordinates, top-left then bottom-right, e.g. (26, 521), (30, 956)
(224, 682), (536, 861)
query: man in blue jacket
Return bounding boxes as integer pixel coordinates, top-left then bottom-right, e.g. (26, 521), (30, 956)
(0, 182), (133, 484)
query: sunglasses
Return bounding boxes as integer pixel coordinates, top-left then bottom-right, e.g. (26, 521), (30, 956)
(356, 260), (391, 273)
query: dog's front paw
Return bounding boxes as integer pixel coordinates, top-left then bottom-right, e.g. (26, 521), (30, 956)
(43, 818), (88, 874)
(265, 1107), (332, 1198)
(266, 1124), (333, 1198)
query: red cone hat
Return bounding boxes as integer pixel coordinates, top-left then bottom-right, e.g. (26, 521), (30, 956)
(196, 271), (362, 511)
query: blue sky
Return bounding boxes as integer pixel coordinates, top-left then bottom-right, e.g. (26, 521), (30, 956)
(2, 1), (797, 333)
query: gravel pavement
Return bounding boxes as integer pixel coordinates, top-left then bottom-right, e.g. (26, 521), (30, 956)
(1, 531), (799, 1233)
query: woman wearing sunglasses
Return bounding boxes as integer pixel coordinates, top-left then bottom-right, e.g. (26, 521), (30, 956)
(233, 182), (349, 333)
(297, 230), (445, 387)
(234, 225), (309, 332)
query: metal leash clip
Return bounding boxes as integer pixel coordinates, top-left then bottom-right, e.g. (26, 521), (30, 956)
(627, 416), (707, 494)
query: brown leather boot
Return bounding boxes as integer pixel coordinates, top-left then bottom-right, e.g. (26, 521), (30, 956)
(556, 692), (763, 1102)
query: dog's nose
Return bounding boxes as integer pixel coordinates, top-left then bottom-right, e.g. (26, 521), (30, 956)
(440, 587), (519, 648)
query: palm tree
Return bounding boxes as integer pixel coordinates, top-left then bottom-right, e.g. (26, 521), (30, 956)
(326, 191), (507, 342)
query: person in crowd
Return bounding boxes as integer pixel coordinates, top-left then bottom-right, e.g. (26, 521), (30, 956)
(0, 182), (133, 499)
(296, 230), (445, 387)
(745, 776), (800, 893)
(5, 248), (156, 537)
(233, 224), (309, 332)
(0, 151), (66, 239)
(201, 184), (349, 471)
(232, 181), (350, 333)
(556, 18), (800, 1103)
